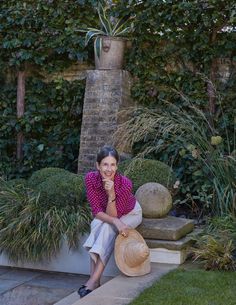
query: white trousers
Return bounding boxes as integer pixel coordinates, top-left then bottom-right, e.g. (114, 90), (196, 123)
(83, 201), (142, 266)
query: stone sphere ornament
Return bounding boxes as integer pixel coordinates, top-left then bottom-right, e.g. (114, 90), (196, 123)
(135, 182), (172, 218)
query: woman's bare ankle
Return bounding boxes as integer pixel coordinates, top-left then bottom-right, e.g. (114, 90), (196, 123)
(85, 280), (100, 291)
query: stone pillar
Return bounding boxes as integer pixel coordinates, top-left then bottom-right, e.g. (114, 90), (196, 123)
(78, 70), (133, 174)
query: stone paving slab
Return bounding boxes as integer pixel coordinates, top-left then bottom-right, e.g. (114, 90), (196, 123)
(0, 269), (40, 281)
(0, 267), (89, 305)
(55, 263), (178, 305)
(0, 266), (113, 305)
(0, 279), (22, 294)
(0, 284), (72, 305)
(0, 263), (177, 305)
(28, 273), (89, 290)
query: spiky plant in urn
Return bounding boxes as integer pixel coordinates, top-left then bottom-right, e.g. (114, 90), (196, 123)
(78, 2), (134, 69)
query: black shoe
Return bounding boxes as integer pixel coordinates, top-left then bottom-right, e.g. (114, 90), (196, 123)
(78, 284), (86, 294)
(78, 287), (92, 298)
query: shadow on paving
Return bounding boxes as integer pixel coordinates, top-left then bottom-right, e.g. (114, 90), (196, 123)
(0, 266), (112, 305)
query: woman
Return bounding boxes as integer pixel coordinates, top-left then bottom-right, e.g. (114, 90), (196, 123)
(78, 145), (142, 298)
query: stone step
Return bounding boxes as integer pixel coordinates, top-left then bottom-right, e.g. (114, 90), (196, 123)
(54, 263), (178, 305)
(145, 233), (195, 251)
(137, 216), (194, 241)
(146, 234), (194, 264)
(145, 229), (202, 265)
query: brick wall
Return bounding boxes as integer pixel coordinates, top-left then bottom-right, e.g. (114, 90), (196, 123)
(78, 70), (133, 174)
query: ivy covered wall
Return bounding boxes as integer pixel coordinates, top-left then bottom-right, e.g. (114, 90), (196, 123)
(0, 0), (99, 178)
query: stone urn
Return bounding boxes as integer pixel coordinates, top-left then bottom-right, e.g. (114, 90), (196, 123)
(94, 36), (126, 70)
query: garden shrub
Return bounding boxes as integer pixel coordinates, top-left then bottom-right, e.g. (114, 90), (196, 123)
(0, 170), (91, 262)
(192, 234), (236, 271)
(28, 167), (71, 189)
(191, 216), (236, 271)
(35, 172), (86, 207)
(119, 158), (176, 193)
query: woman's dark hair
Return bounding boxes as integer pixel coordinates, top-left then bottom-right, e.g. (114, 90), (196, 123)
(96, 145), (119, 164)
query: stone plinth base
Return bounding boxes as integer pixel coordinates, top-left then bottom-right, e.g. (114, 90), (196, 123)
(146, 231), (196, 264)
(150, 248), (187, 265)
(138, 216), (194, 241)
(145, 233), (195, 251)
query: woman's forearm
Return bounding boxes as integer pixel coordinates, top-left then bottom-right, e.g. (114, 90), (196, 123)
(95, 211), (129, 234)
(106, 200), (117, 217)
(95, 211), (117, 224)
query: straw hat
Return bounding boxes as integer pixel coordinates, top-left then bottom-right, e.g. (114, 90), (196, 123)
(114, 229), (151, 276)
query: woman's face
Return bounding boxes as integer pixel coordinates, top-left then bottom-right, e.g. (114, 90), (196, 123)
(96, 156), (118, 180)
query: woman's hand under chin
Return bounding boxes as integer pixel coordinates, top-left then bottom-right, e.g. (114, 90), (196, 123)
(103, 178), (114, 191)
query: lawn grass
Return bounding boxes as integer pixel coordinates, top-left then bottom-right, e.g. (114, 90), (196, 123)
(129, 268), (236, 305)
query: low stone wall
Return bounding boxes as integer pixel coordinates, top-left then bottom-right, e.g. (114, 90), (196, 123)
(0, 234), (120, 277)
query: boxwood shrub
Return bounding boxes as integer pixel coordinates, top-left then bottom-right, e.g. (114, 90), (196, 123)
(35, 171), (86, 207)
(118, 158), (176, 193)
(28, 167), (71, 189)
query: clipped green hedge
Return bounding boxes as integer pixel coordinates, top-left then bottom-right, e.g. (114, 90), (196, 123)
(28, 167), (71, 189)
(35, 171), (86, 207)
(119, 158), (176, 193)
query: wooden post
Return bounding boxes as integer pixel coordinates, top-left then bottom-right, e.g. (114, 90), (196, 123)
(16, 70), (26, 160)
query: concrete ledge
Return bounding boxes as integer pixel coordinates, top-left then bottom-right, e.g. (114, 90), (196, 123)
(54, 263), (178, 305)
(0, 234), (119, 277)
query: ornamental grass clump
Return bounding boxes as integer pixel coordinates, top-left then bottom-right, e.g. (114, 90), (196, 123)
(119, 158), (176, 193)
(0, 170), (91, 262)
(191, 215), (236, 271)
(0, 178), (26, 192)
(192, 235), (236, 271)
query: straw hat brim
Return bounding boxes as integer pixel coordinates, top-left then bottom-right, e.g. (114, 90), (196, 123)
(114, 229), (151, 277)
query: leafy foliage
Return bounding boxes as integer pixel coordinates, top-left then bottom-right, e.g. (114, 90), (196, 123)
(191, 216), (236, 271)
(117, 0), (236, 103)
(35, 172), (86, 208)
(0, 78), (85, 178)
(116, 94), (235, 217)
(1, 0), (235, 216)
(113, 0), (236, 217)
(79, 1), (134, 59)
(0, 0), (98, 178)
(192, 235), (236, 271)
(119, 158), (176, 193)
(81, 2), (134, 43)
(28, 167), (71, 188)
(0, 170), (91, 262)
(0, 0), (98, 70)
